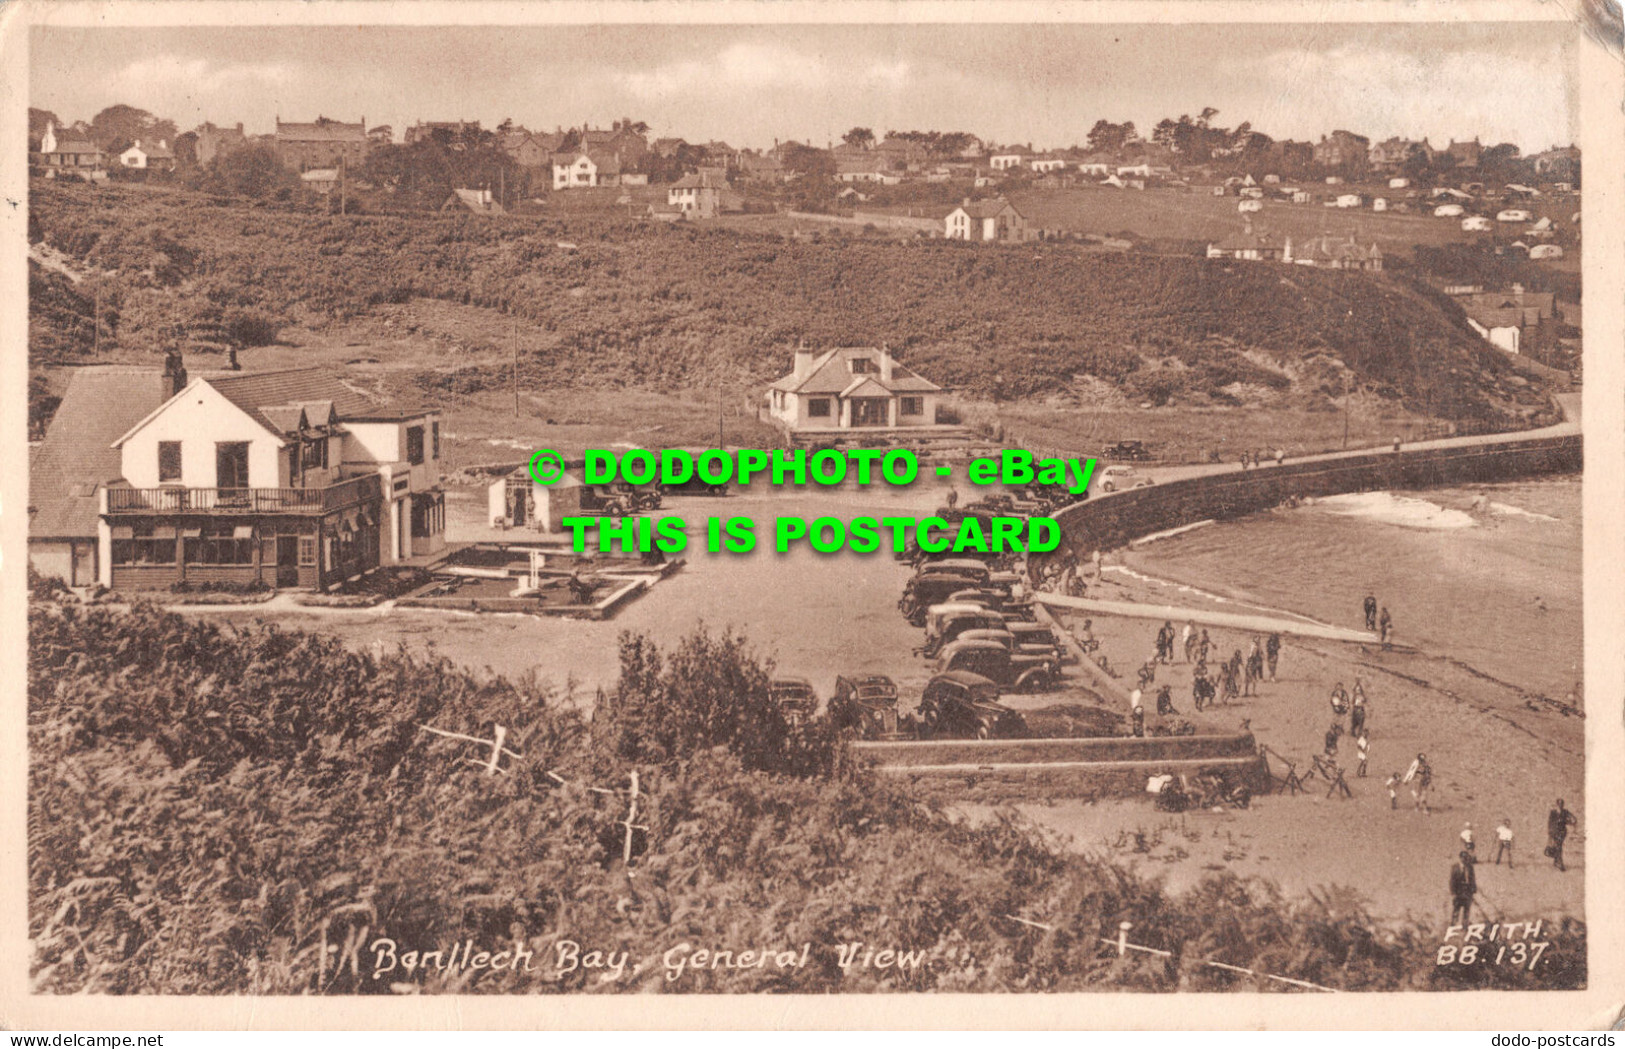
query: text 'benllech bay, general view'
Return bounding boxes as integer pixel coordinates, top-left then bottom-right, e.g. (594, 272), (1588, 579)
(24, 21), (1585, 995)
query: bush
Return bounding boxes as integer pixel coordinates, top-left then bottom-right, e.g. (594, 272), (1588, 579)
(224, 308), (280, 347)
(26, 603), (1586, 994)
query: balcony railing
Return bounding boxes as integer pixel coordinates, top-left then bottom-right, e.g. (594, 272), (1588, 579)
(106, 474), (382, 515)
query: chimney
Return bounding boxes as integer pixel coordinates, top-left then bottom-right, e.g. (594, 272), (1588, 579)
(879, 343), (894, 383)
(162, 351), (188, 400)
(793, 340), (815, 380)
(963, 197), (972, 207)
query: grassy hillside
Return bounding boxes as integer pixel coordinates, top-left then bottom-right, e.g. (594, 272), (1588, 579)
(28, 600), (1584, 993)
(29, 182), (1554, 425)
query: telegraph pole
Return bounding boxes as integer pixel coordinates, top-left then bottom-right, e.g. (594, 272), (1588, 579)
(512, 316), (520, 417)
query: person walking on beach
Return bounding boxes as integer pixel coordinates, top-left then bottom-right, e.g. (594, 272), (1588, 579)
(1547, 799), (1577, 871)
(1157, 620), (1175, 663)
(1356, 731), (1370, 777)
(1363, 593), (1378, 631)
(1404, 752), (1433, 814)
(1324, 722), (1342, 757)
(1450, 851), (1478, 927)
(1385, 770), (1401, 810)
(1221, 657), (1240, 704)
(1265, 632), (1281, 681)
(1379, 607), (1394, 650)
(1494, 818), (1515, 868)
(1330, 682), (1350, 719)
(1351, 685), (1368, 737)
(1131, 702), (1145, 738)
(1181, 621), (1195, 663)
(1193, 671), (1216, 713)
(1198, 629), (1212, 665)
(1460, 822), (1475, 856)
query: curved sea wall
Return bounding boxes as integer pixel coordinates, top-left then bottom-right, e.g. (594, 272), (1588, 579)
(1047, 434), (1582, 559)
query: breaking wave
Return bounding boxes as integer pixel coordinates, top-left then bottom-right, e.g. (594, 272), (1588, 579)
(1302, 492), (1476, 530)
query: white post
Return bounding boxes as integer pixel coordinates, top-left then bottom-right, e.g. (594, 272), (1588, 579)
(1117, 921), (1132, 956)
(486, 725), (507, 775)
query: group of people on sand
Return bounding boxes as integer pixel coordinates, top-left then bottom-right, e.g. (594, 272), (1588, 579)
(1449, 800), (1580, 924)
(1362, 591), (1395, 648)
(1238, 448), (1286, 469)
(1132, 620), (1284, 721)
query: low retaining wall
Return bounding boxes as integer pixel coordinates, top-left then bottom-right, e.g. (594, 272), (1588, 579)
(854, 731), (1258, 767)
(854, 732), (1268, 800)
(1048, 434), (1581, 558)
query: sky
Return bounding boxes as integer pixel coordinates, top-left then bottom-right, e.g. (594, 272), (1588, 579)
(30, 22), (1579, 153)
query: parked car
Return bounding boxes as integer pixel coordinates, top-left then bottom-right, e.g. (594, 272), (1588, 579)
(661, 476), (729, 497)
(916, 559), (1017, 589)
(769, 677), (819, 724)
(899, 573), (987, 626)
(946, 588), (1036, 621)
(917, 605), (1008, 658)
(1102, 440), (1152, 461)
(934, 638), (1060, 692)
(1097, 465), (1155, 492)
(578, 485), (631, 515)
(916, 671), (1029, 740)
(612, 481), (663, 511)
(829, 675), (915, 741)
(1004, 621), (1068, 660)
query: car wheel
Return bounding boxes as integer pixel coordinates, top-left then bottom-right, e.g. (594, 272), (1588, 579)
(1102, 482), (1116, 492)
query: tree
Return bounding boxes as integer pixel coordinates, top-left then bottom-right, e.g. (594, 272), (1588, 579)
(28, 107), (60, 151)
(842, 127), (875, 151)
(1086, 119), (1134, 154)
(88, 104), (177, 155)
(781, 142), (835, 178)
(195, 144), (298, 199)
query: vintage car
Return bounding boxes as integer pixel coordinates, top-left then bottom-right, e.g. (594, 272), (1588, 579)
(1102, 440), (1153, 461)
(828, 674), (916, 741)
(945, 588), (1037, 622)
(917, 605), (1008, 658)
(1006, 622), (1068, 660)
(768, 677), (819, 724)
(899, 573), (987, 626)
(934, 638), (1061, 692)
(661, 475), (729, 498)
(611, 481), (664, 511)
(916, 671), (1029, 740)
(578, 485), (632, 516)
(917, 559), (1020, 591)
(1096, 465), (1155, 493)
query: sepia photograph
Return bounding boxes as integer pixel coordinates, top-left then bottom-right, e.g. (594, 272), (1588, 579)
(6, 0), (1622, 1031)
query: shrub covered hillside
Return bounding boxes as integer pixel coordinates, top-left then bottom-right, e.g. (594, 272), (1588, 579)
(29, 602), (1583, 994)
(30, 182), (1550, 423)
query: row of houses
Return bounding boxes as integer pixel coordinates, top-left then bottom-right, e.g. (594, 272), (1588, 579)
(34, 122), (175, 181)
(1204, 229), (1385, 270)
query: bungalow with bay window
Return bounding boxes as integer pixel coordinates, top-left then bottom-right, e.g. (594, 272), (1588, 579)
(766, 346), (945, 433)
(30, 354), (445, 591)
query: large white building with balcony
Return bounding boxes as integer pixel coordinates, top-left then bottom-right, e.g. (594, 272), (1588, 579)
(29, 354), (444, 591)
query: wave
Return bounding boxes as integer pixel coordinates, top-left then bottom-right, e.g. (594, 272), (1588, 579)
(1302, 491), (1476, 530)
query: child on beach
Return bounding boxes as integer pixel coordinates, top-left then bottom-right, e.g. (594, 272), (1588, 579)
(1385, 771), (1401, 809)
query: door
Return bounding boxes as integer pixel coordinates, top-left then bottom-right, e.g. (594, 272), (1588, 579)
(276, 536), (300, 587)
(852, 399), (889, 427)
(216, 442), (250, 488)
(72, 542), (95, 587)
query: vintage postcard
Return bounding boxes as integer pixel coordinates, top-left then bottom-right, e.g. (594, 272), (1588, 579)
(2, 0), (1621, 1031)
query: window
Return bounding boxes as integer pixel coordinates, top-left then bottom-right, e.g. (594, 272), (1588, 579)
(406, 426), (425, 466)
(215, 442), (250, 489)
(297, 536), (318, 566)
(849, 357), (876, 374)
(431, 421), (441, 460)
(301, 437), (328, 470)
(111, 523), (176, 565)
(184, 522), (255, 565)
(158, 442), (182, 483)
(807, 398), (831, 418)
(900, 396), (924, 416)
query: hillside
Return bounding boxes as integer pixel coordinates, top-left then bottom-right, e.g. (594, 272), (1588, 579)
(28, 182), (1555, 425)
(28, 600), (1583, 993)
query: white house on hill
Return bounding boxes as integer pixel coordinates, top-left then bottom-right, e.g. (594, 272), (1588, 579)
(766, 347), (945, 432)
